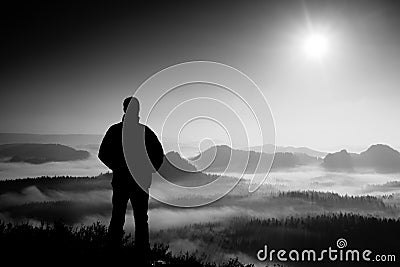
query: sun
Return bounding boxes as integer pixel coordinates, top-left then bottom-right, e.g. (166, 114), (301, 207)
(302, 32), (329, 60)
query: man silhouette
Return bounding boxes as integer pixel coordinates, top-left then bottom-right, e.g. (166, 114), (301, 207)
(98, 97), (164, 263)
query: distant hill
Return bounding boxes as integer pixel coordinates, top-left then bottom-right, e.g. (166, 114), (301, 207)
(0, 143), (90, 164)
(159, 151), (197, 177)
(322, 144), (400, 173)
(249, 144), (327, 158)
(190, 145), (320, 173)
(158, 151), (217, 186)
(0, 133), (102, 146)
(295, 152), (322, 165)
(356, 144), (400, 173)
(322, 149), (354, 171)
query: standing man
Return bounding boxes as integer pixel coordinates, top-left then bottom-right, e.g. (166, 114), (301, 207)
(98, 97), (164, 263)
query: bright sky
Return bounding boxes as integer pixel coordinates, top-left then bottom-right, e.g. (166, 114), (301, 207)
(1, 1), (400, 152)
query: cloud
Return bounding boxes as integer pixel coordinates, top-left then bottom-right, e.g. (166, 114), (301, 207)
(0, 186), (49, 207)
(0, 155), (108, 180)
(149, 206), (243, 230)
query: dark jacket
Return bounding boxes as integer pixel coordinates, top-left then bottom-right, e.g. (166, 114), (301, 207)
(98, 121), (164, 187)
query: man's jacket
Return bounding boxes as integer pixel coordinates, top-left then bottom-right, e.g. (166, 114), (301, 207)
(98, 121), (164, 188)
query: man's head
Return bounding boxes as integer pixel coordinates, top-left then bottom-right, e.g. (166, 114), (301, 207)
(123, 96), (140, 119)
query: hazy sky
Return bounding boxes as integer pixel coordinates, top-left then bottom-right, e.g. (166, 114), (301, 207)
(1, 0), (400, 152)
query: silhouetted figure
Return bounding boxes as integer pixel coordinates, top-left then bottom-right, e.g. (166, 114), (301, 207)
(98, 97), (164, 264)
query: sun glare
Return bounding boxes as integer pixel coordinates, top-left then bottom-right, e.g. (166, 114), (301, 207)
(303, 32), (329, 60)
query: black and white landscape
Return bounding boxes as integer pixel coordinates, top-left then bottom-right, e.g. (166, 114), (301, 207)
(1, 1), (400, 266)
(1, 134), (400, 265)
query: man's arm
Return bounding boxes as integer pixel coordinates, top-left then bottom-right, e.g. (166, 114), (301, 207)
(145, 127), (164, 171)
(98, 126), (116, 171)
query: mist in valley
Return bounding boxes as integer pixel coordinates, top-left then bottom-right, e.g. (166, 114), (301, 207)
(1, 144), (400, 266)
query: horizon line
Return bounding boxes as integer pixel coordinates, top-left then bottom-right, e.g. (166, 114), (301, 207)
(0, 132), (399, 153)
